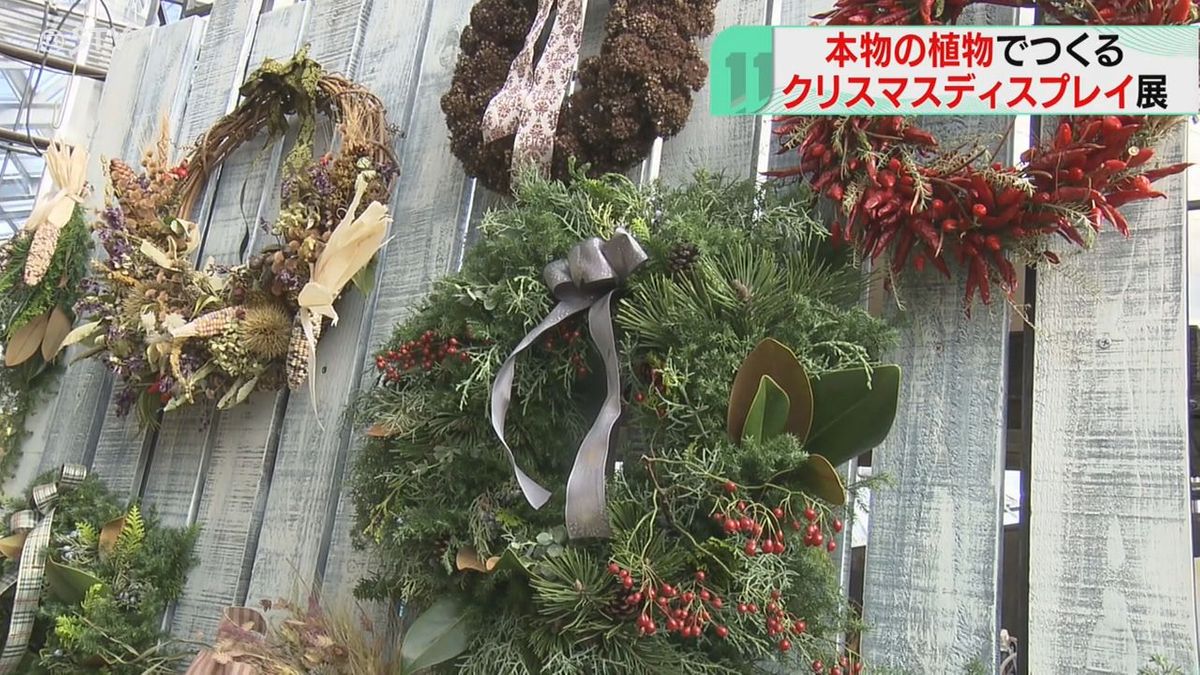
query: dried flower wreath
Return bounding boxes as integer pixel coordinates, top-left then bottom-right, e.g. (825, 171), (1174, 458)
(770, 0), (1194, 308)
(66, 49), (397, 426)
(442, 0), (717, 194)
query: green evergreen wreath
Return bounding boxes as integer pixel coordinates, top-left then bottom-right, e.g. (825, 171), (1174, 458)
(0, 471), (197, 673)
(352, 172), (899, 673)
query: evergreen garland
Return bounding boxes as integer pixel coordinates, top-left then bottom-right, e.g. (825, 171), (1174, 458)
(0, 472), (197, 673)
(352, 171), (894, 673)
(0, 205), (92, 480)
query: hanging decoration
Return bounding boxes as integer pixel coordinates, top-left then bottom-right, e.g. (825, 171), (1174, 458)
(0, 466), (197, 673)
(770, 0), (1194, 309)
(351, 171), (900, 673)
(0, 142), (92, 480)
(65, 48), (397, 427)
(442, 0), (717, 194)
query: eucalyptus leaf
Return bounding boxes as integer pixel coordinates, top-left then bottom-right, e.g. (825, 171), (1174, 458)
(546, 543), (565, 558)
(806, 365), (901, 467)
(550, 525), (568, 544)
(400, 597), (473, 672)
(536, 532), (554, 546)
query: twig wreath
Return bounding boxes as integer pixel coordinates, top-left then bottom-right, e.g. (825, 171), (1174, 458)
(770, 0), (1193, 308)
(67, 48), (397, 426)
(442, 0), (717, 194)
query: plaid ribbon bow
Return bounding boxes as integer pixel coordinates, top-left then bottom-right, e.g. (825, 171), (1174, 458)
(0, 464), (88, 673)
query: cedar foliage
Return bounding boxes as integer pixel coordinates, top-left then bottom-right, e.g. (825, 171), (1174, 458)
(352, 171), (894, 672)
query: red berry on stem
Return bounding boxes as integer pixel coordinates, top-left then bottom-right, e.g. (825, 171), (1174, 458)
(812, 660), (825, 673)
(804, 506), (817, 522)
(779, 639), (792, 652)
(695, 570), (706, 582)
(745, 540), (758, 556)
(724, 480), (737, 493)
(793, 619), (807, 634)
(622, 577), (634, 589)
(831, 668), (843, 675)
(832, 518), (844, 533)
(772, 507), (785, 519)
(608, 563), (620, 575)
(827, 540), (838, 553)
(715, 625), (729, 638)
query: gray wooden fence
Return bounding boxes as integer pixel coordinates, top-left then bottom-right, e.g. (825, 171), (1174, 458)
(11, 0), (1199, 672)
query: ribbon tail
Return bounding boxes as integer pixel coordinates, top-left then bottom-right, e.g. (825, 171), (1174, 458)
(511, 0), (586, 173)
(564, 291), (620, 539)
(480, 0), (557, 143)
(0, 508), (54, 673)
(490, 294), (595, 509)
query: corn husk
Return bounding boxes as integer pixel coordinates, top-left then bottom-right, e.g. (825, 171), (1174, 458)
(23, 142), (88, 286)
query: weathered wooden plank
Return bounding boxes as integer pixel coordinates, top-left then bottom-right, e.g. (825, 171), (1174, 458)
(316, 0), (443, 610)
(859, 8), (1015, 673)
(161, 2), (313, 642)
(1027, 123), (1199, 671)
(656, 0), (770, 184)
(21, 26), (156, 480)
(240, 0), (381, 604)
(86, 17), (209, 500)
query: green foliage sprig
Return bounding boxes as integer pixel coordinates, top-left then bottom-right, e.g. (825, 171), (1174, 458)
(0, 472), (197, 673)
(352, 170), (896, 673)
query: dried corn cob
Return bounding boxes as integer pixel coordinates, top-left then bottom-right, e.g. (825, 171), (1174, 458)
(170, 306), (245, 339)
(286, 316), (323, 390)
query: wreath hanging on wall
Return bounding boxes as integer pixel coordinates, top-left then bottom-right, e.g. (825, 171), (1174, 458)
(351, 172), (900, 673)
(0, 143), (92, 481)
(0, 466), (197, 673)
(65, 49), (397, 426)
(771, 0), (1194, 308)
(442, 0), (717, 194)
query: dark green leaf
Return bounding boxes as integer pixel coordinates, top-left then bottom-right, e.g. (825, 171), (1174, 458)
(401, 597), (473, 672)
(44, 557), (104, 605)
(351, 256), (378, 295)
(806, 365), (901, 467)
(742, 375), (790, 442)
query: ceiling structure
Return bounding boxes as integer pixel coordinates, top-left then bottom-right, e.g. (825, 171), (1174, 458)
(0, 0), (188, 236)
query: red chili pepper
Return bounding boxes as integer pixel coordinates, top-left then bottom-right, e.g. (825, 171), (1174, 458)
(891, 229), (916, 275)
(1054, 122), (1073, 149)
(911, 217), (941, 253)
(902, 127), (937, 146)
(973, 256), (992, 305)
(1125, 147), (1155, 168)
(926, 249), (951, 278)
(1168, 0), (1192, 23)
(1141, 163), (1191, 182)
(1106, 189), (1165, 207)
(990, 251), (1018, 292)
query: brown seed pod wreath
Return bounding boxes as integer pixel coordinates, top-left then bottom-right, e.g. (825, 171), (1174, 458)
(442, 0), (717, 194)
(771, 0), (1194, 308)
(67, 48), (398, 425)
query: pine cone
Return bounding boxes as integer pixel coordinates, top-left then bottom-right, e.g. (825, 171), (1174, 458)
(286, 317), (323, 390)
(108, 159), (139, 194)
(667, 242), (700, 274)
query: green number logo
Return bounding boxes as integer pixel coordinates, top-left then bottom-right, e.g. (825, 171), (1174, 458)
(711, 26), (774, 116)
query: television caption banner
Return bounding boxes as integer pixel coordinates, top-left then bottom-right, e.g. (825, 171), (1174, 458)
(711, 26), (1200, 116)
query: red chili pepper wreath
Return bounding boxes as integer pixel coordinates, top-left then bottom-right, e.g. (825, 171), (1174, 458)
(771, 0), (1195, 308)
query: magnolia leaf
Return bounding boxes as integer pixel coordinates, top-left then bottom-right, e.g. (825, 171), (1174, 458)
(807, 365), (901, 467)
(365, 423), (396, 438)
(44, 557), (103, 605)
(139, 240), (176, 268)
(216, 378), (256, 410)
(5, 310), (50, 367)
(0, 532), (26, 560)
(69, 344), (105, 365)
(728, 339), (813, 443)
(60, 320), (101, 350)
(42, 305), (73, 361)
(98, 514), (125, 560)
(796, 455), (846, 505)
(455, 547), (489, 573)
(742, 375), (790, 442)
(400, 597), (473, 672)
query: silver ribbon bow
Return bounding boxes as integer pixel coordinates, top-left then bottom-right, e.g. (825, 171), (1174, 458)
(0, 464), (87, 673)
(489, 228), (647, 539)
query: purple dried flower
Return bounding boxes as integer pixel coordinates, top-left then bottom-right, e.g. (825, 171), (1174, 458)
(309, 164), (333, 197)
(102, 206), (125, 230)
(114, 387), (137, 417)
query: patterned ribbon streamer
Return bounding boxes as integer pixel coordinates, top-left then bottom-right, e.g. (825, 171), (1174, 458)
(489, 229), (647, 539)
(480, 0), (585, 173)
(0, 464), (87, 673)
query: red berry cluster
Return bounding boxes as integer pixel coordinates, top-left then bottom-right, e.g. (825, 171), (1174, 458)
(375, 330), (470, 382)
(733, 587), (813, 654)
(540, 321), (590, 379)
(169, 163), (189, 180)
(774, 1), (1191, 308)
(607, 565), (730, 640)
(631, 364), (668, 417)
(813, 654), (865, 675)
(713, 481), (843, 555)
